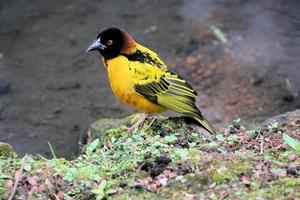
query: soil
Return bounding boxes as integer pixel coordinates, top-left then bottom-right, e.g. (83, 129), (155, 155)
(0, 0), (299, 158)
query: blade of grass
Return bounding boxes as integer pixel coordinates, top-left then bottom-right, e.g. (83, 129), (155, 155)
(48, 141), (57, 160)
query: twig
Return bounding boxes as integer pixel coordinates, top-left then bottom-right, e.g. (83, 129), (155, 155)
(87, 129), (93, 145)
(259, 133), (264, 154)
(148, 115), (158, 127)
(8, 155), (28, 200)
(53, 193), (60, 200)
(211, 25), (228, 44)
(37, 154), (49, 161)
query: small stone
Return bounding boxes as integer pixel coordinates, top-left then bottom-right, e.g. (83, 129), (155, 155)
(150, 183), (158, 192)
(286, 154), (297, 162)
(158, 177), (168, 186)
(27, 176), (38, 186)
(219, 190), (229, 199)
(241, 175), (250, 185)
(4, 180), (13, 189)
(134, 184), (144, 190)
(239, 126), (246, 131)
(185, 56), (198, 65)
(57, 191), (64, 199)
(286, 167), (298, 176)
(264, 138), (271, 142)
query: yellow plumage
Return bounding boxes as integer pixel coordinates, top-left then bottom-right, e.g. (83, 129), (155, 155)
(104, 53), (166, 113)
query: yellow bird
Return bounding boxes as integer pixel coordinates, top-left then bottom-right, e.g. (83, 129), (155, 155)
(86, 27), (216, 134)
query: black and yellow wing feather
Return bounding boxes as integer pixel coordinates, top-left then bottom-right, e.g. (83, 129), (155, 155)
(134, 71), (216, 134)
(125, 45), (216, 134)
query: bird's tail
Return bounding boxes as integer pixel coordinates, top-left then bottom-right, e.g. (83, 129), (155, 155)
(193, 115), (217, 134)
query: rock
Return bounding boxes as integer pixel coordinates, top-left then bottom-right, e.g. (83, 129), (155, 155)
(286, 154), (297, 162)
(261, 109), (300, 127)
(83, 114), (143, 145)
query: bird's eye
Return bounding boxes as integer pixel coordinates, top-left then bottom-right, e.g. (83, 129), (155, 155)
(107, 40), (113, 45)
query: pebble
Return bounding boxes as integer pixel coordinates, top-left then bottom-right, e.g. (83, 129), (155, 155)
(185, 55), (198, 65)
(4, 179), (13, 189)
(286, 154), (297, 162)
(158, 177), (168, 186)
(286, 167), (298, 175)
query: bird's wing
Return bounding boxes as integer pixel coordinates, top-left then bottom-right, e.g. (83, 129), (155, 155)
(133, 68), (201, 117)
(122, 44), (168, 71)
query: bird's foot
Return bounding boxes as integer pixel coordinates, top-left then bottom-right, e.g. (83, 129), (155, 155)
(124, 113), (151, 132)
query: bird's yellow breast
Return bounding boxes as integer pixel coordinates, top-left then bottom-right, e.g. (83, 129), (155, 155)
(103, 56), (166, 113)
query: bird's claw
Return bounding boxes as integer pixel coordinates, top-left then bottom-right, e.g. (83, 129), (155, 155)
(123, 113), (150, 132)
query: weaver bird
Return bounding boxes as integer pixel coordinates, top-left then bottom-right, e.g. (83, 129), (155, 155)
(86, 27), (216, 134)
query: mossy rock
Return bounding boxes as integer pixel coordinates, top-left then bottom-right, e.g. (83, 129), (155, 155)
(0, 142), (15, 156)
(262, 109), (300, 127)
(87, 114), (192, 146)
(88, 114), (142, 144)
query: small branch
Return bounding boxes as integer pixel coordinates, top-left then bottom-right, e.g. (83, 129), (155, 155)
(53, 193), (60, 200)
(8, 155), (28, 200)
(148, 115), (158, 127)
(259, 133), (264, 154)
(87, 129), (93, 145)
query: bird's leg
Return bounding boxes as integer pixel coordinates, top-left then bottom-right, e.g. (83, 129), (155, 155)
(125, 113), (151, 132)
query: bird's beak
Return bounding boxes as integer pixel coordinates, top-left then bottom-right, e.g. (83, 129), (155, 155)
(85, 38), (106, 53)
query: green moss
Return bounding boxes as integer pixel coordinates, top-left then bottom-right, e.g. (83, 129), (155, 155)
(240, 177), (300, 199)
(212, 166), (232, 183)
(116, 189), (168, 200)
(1, 114), (299, 199)
(0, 142), (15, 157)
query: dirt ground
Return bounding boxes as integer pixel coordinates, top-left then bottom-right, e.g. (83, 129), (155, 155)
(0, 0), (299, 158)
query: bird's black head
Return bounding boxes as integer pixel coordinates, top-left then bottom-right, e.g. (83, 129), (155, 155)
(86, 27), (123, 59)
